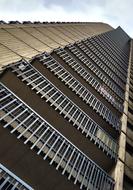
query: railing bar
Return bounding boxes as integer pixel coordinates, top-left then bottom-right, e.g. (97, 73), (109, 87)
(37, 131), (55, 155)
(46, 91), (58, 102)
(73, 111), (82, 126)
(56, 144), (71, 170)
(43, 136), (60, 160)
(0, 93), (11, 102)
(86, 122), (95, 137)
(31, 79), (44, 90)
(3, 108), (28, 129)
(17, 118), (39, 139)
(0, 103), (22, 121)
(27, 76), (42, 85)
(96, 171), (103, 190)
(0, 99), (17, 110)
(17, 68), (33, 77)
(22, 71), (37, 81)
(51, 65), (60, 72)
(80, 160), (90, 189)
(41, 86), (54, 98)
(94, 168), (100, 189)
(59, 101), (70, 114)
(69, 109), (78, 122)
(45, 62), (57, 68)
(10, 113), (34, 134)
(50, 94), (62, 107)
(0, 176), (10, 189)
(0, 88), (6, 93)
(50, 139), (66, 165)
(58, 70), (67, 78)
(24, 122), (44, 144)
(61, 74), (70, 82)
(81, 119), (90, 134)
(11, 182), (19, 190)
(55, 97), (66, 110)
(36, 83), (50, 94)
(100, 174), (106, 190)
(77, 115), (86, 130)
(87, 164), (95, 190)
(55, 68), (64, 75)
(74, 156), (85, 184)
(65, 77), (73, 85)
(69, 80), (77, 88)
(68, 152), (80, 180)
(64, 105), (75, 118)
(30, 127), (50, 150)
(62, 148), (76, 175)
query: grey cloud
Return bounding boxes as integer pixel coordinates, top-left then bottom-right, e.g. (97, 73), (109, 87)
(0, 0), (44, 12)
(0, 0), (132, 36)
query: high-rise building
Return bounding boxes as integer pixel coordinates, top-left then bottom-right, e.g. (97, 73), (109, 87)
(0, 21), (133, 190)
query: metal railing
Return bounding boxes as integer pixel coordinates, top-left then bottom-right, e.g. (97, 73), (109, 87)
(78, 40), (126, 84)
(54, 48), (123, 112)
(84, 37), (127, 78)
(7, 61), (119, 159)
(66, 44), (124, 99)
(0, 83), (115, 190)
(0, 164), (33, 190)
(98, 34), (128, 67)
(39, 53), (120, 129)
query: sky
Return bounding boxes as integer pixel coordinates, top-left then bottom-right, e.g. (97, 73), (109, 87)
(0, 0), (132, 37)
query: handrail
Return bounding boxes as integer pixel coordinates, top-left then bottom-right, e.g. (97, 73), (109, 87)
(0, 82), (115, 190)
(0, 163), (33, 190)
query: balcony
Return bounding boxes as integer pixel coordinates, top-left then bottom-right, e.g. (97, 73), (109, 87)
(38, 53), (120, 130)
(0, 83), (115, 190)
(65, 44), (125, 100)
(6, 60), (119, 161)
(54, 47), (123, 113)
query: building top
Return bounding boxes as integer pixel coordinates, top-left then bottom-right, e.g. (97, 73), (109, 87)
(0, 21), (113, 70)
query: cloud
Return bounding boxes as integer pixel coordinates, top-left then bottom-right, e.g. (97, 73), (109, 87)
(0, 0), (132, 37)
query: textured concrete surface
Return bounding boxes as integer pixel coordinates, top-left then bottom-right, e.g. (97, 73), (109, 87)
(0, 22), (113, 69)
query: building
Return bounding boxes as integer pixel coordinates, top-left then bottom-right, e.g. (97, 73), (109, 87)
(0, 21), (133, 190)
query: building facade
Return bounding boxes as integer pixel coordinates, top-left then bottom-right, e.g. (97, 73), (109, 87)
(0, 21), (133, 190)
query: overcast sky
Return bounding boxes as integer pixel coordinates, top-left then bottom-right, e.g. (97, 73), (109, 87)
(0, 0), (132, 37)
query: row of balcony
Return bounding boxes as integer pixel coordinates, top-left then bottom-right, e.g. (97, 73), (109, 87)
(0, 82), (115, 190)
(8, 61), (119, 160)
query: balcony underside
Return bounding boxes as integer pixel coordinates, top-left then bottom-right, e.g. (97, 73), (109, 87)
(32, 59), (120, 139)
(0, 123), (80, 190)
(1, 69), (116, 171)
(0, 83), (115, 190)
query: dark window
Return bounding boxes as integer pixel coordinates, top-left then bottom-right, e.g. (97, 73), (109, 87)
(128, 107), (133, 115)
(127, 121), (133, 131)
(123, 174), (133, 190)
(129, 96), (133, 103)
(126, 142), (133, 156)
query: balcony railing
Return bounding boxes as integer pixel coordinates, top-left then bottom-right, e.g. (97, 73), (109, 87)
(77, 40), (126, 85)
(83, 37), (127, 78)
(0, 83), (115, 190)
(39, 53), (120, 129)
(8, 60), (119, 160)
(0, 164), (33, 190)
(54, 48), (123, 112)
(100, 32), (129, 61)
(66, 44), (124, 99)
